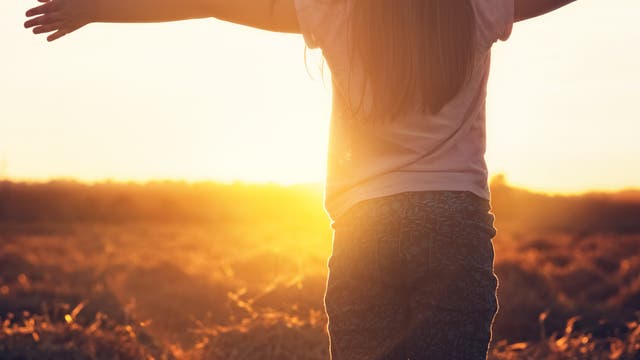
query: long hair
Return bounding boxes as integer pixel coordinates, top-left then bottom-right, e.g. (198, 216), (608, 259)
(347, 0), (477, 121)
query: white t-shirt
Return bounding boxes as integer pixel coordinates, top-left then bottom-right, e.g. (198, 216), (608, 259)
(295, 0), (515, 221)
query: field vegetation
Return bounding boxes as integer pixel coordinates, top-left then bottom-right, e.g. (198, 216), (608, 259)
(0, 178), (639, 359)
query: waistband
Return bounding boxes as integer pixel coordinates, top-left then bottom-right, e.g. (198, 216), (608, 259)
(332, 190), (492, 229)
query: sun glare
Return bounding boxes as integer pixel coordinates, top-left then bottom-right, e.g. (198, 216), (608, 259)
(1, 1), (639, 192)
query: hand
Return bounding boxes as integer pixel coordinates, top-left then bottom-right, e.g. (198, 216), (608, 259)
(24, 0), (94, 42)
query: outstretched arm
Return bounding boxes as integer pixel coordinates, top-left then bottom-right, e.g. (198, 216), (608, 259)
(514, 0), (577, 22)
(24, 0), (300, 42)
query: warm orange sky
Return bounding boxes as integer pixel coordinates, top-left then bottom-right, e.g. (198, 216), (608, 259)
(1, 0), (639, 193)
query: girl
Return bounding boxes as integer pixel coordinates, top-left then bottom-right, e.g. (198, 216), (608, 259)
(25, 0), (577, 358)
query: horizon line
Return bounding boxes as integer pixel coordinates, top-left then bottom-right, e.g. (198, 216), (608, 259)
(2, 175), (639, 197)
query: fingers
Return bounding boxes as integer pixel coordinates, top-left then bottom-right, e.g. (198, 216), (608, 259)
(33, 24), (74, 42)
(47, 29), (68, 42)
(25, 1), (57, 18)
(24, 13), (61, 29)
(25, 0), (84, 42)
(32, 23), (62, 34)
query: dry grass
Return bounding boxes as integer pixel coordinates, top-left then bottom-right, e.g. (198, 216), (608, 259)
(1, 181), (639, 359)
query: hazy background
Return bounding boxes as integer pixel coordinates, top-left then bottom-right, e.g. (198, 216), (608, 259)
(1, 0), (639, 192)
(2, 2), (640, 358)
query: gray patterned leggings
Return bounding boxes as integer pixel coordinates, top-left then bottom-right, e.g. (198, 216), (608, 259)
(325, 191), (499, 360)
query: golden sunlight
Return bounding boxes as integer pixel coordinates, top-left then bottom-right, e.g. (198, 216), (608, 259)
(1, 0), (639, 192)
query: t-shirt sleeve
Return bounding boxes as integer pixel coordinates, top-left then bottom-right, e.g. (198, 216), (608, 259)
(473, 0), (515, 49)
(294, 0), (337, 49)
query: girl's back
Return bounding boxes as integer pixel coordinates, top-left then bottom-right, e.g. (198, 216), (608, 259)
(296, 0), (514, 221)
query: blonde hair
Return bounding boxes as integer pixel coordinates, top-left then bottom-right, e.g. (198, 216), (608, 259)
(347, 0), (476, 121)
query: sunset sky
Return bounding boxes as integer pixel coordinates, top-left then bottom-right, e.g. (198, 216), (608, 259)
(1, 0), (639, 194)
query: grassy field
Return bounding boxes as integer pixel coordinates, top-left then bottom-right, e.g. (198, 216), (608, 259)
(0, 179), (639, 359)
